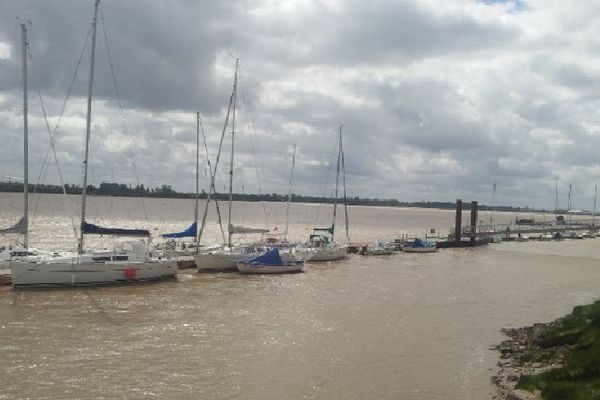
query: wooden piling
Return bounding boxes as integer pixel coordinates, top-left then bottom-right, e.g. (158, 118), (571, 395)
(455, 199), (462, 244)
(470, 201), (478, 244)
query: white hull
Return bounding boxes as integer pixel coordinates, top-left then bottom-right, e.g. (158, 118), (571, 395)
(194, 251), (260, 271)
(400, 245), (437, 253)
(236, 262), (306, 274)
(308, 246), (347, 261)
(10, 259), (177, 288)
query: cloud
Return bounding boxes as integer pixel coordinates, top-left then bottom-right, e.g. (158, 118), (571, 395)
(1, 0), (600, 210)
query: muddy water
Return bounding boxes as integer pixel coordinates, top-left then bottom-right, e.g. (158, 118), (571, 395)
(1, 193), (599, 399)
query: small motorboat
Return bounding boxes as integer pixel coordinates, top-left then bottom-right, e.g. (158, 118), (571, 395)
(361, 240), (393, 255)
(237, 247), (306, 274)
(400, 238), (437, 253)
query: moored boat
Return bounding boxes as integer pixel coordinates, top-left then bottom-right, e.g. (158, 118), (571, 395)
(237, 247), (306, 274)
(361, 240), (393, 255)
(195, 245), (265, 271)
(192, 59), (270, 272)
(11, 240), (176, 288)
(10, 1), (177, 288)
(302, 228), (347, 261)
(401, 238), (437, 253)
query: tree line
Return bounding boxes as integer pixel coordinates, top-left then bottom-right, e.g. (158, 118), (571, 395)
(0, 180), (531, 211)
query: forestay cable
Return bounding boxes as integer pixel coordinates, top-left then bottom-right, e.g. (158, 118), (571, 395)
(99, 3), (150, 227)
(28, 23), (92, 241)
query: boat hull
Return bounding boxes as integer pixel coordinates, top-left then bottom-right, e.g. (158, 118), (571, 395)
(10, 260), (177, 288)
(400, 245), (437, 253)
(236, 261), (306, 274)
(194, 252), (258, 272)
(308, 247), (347, 261)
(363, 249), (393, 255)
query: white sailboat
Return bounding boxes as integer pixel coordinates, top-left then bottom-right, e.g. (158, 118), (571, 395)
(10, 0), (176, 287)
(194, 59), (267, 271)
(305, 125), (348, 262)
(159, 112), (203, 267)
(0, 24), (57, 271)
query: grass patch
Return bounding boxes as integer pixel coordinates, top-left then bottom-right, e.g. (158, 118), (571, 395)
(516, 300), (600, 399)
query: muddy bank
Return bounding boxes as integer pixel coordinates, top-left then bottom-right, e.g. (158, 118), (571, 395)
(491, 322), (567, 400)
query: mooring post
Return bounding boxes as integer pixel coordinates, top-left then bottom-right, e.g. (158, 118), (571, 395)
(455, 199), (462, 244)
(470, 201), (478, 244)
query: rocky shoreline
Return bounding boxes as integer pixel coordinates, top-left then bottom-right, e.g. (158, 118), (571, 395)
(491, 322), (568, 400)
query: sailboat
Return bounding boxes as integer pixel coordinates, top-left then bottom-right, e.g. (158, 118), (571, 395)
(236, 247), (306, 274)
(193, 59), (268, 271)
(10, 0), (177, 287)
(159, 112), (202, 266)
(0, 23), (56, 270)
(305, 125), (348, 262)
(263, 143), (298, 248)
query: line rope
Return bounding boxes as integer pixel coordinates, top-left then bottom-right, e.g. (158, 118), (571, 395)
(99, 3), (150, 228)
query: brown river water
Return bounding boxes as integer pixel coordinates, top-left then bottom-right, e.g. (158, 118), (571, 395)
(1, 193), (600, 399)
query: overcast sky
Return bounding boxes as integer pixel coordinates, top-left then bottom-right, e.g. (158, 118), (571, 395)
(1, 0), (599, 210)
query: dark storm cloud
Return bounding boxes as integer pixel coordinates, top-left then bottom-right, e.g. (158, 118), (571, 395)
(235, 0), (517, 68)
(0, 0), (240, 112)
(2, 0), (600, 209)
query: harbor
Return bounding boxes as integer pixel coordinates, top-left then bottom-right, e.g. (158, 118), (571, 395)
(3, 0), (600, 398)
(1, 194), (598, 285)
(2, 194), (600, 399)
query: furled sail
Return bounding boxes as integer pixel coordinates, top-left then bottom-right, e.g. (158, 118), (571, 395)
(229, 225), (269, 234)
(249, 247), (283, 265)
(82, 221), (150, 237)
(161, 223), (197, 238)
(0, 217), (26, 234)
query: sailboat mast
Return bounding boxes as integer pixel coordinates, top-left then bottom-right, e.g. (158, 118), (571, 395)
(594, 185), (597, 227)
(196, 72), (236, 248)
(490, 183), (496, 225)
(78, 0), (100, 254)
(331, 125), (342, 242)
(284, 143), (297, 240)
(555, 176), (559, 213)
(227, 58), (239, 248)
(20, 23), (29, 248)
(194, 112), (200, 230)
(340, 131), (349, 243)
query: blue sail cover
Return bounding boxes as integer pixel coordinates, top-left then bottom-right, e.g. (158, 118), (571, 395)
(161, 223), (197, 238)
(82, 221), (150, 237)
(414, 238), (435, 248)
(0, 217), (26, 234)
(250, 247), (283, 265)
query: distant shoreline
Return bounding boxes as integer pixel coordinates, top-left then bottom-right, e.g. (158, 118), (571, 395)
(0, 181), (541, 212)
